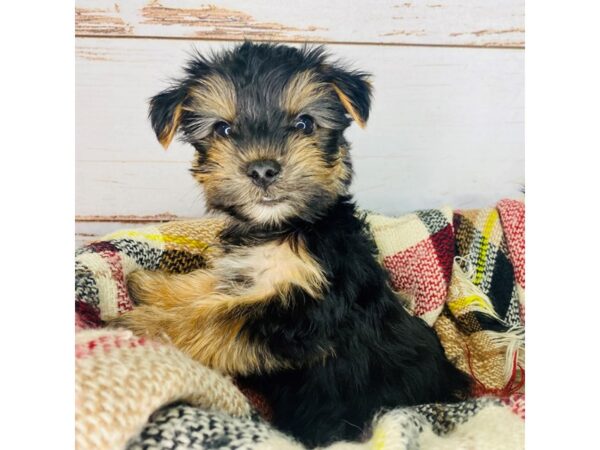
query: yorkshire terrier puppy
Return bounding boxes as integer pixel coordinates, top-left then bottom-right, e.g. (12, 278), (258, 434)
(114, 42), (471, 448)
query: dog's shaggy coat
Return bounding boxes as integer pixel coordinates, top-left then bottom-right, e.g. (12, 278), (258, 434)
(114, 42), (471, 448)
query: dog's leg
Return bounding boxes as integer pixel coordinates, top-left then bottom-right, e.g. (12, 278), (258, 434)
(108, 268), (218, 350)
(127, 269), (217, 309)
(109, 269), (288, 375)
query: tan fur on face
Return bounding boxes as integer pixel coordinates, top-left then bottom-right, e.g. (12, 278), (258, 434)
(192, 132), (351, 226)
(187, 71), (352, 227)
(157, 74), (236, 149)
(282, 136), (349, 198)
(192, 137), (239, 185)
(236, 137), (348, 225)
(281, 71), (329, 115)
(112, 239), (328, 375)
(332, 145), (352, 186)
(193, 140), (296, 225)
(282, 71), (367, 129)
(186, 74), (237, 123)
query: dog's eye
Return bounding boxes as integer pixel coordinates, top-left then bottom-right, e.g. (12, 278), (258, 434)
(294, 115), (314, 134)
(214, 121), (232, 138)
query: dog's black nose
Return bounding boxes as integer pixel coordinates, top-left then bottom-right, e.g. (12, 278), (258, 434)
(246, 160), (281, 188)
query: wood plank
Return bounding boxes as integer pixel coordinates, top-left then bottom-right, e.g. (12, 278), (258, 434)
(77, 213), (182, 222)
(76, 160), (207, 216)
(75, 0), (524, 48)
(76, 38), (523, 219)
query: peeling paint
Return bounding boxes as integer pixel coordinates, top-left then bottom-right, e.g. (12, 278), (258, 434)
(76, 47), (112, 61)
(140, 1), (326, 41)
(480, 41), (525, 48)
(392, 16), (423, 21)
(450, 28), (524, 37)
(381, 29), (426, 37)
(73, 1), (524, 48)
(75, 6), (133, 35)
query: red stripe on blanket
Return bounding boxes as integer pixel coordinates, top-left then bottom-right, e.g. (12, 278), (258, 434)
(497, 200), (525, 289)
(75, 313), (86, 331)
(383, 236), (449, 317)
(428, 224), (455, 285)
(98, 249), (134, 314)
(75, 301), (102, 329)
(76, 333), (154, 359)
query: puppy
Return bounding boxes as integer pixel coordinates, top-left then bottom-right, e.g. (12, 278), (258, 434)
(114, 42), (471, 448)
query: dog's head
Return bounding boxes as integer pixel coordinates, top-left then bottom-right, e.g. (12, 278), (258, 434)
(149, 42), (372, 227)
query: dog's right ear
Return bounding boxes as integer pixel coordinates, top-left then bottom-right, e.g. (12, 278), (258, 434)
(149, 53), (212, 149)
(149, 85), (188, 150)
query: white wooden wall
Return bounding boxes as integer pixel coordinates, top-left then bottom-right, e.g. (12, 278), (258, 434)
(75, 0), (524, 246)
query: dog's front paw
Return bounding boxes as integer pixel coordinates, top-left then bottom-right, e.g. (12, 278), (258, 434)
(105, 308), (140, 332)
(106, 304), (169, 341)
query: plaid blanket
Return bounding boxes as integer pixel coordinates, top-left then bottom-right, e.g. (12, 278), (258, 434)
(75, 200), (525, 450)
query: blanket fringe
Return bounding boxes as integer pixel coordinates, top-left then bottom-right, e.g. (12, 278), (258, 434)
(465, 326), (525, 397)
(450, 257), (525, 395)
(448, 259), (502, 321)
(486, 326), (525, 383)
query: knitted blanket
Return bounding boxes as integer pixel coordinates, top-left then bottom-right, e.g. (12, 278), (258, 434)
(75, 200), (525, 450)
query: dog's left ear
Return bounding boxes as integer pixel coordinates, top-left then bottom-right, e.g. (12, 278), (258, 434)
(329, 68), (372, 129)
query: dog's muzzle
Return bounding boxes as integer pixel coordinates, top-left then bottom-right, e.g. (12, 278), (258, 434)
(246, 160), (281, 189)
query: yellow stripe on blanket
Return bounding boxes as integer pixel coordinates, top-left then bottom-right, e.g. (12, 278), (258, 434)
(448, 295), (496, 316)
(474, 209), (499, 285)
(105, 230), (210, 251)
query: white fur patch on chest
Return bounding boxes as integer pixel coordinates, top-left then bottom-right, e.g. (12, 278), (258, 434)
(213, 240), (326, 300)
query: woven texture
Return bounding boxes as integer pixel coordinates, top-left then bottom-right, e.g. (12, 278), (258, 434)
(76, 329), (252, 450)
(75, 201), (525, 450)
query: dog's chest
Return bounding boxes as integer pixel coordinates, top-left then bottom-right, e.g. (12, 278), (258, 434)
(212, 241), (326, 298)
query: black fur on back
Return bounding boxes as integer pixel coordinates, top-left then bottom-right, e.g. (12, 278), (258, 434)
(233, 196), (472, 448)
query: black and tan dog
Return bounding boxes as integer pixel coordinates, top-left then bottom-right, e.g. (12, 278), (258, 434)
(115, 42), (471, 448)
